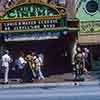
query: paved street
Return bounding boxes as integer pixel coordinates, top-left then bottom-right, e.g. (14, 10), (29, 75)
(0, 71), (100, 100)
(0, 84), (100, 100)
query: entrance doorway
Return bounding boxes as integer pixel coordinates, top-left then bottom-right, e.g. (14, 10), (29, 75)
(4, 38), (72, 76)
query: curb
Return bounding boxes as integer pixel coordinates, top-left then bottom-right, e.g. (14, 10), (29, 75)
(0, 80), (99, 89)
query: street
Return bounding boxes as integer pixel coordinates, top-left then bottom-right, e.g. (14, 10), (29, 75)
(0, 84), (100, 100)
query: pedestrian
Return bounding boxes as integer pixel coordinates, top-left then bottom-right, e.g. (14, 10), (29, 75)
(1, 50), (12, 84)
(74, 47), (85, 81)
(25, 52), (37, 81)
(15, 52), (27, 82)
(32, 53), (45, 80)
(38, 53), (44, 66)
(82, 48), (90, 73)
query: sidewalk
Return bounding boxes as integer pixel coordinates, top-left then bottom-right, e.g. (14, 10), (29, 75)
(0, 71), (100, 89)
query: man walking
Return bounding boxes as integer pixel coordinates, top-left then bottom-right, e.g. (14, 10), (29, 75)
(1, 50), (11, 84)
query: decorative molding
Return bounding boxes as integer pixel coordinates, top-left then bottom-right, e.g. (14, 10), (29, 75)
(0, 0), (48, 17)
(80, 21), (100, 33)
(83, 0), (99, 16)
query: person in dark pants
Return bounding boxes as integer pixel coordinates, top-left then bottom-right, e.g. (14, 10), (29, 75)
(74, 47), (85, 81)
(15, 52), (27, 82)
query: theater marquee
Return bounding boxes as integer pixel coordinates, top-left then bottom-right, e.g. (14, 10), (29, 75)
(0, 2), (79, 41)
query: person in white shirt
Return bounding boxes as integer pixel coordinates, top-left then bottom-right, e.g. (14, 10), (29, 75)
(15, 53), (27, 82)
(17, 56), (27, 69)
(32, 53), (45, 80)
(1, 50), (11, 84)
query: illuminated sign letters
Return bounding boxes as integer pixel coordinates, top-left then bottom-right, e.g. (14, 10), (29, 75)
(4, 4), (59, 19)
(0, 3), (69, 41)
(2, 19), (59, 31)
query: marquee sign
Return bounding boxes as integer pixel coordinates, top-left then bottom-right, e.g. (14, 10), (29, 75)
(0, 2), (79, 41)
(1, 16), (64, 32)
(4, 3), (59, 19)
(0, 3), (66, 33)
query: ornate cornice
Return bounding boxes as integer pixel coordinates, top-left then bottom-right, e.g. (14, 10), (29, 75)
(80, 21), (100, 33)
(0, 0), (48, 17)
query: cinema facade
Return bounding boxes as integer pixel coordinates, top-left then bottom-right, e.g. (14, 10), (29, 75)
(0, 1), (79, 76)
(76, 0), (100, 71)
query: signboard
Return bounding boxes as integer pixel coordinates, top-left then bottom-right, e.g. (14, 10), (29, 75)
(3, 19), (57, 31)
(0, 3), (66, 33)
(1, 16), (66, 33)
(1, 16), (65, 32)
(0, 3), (72, 41)
(4, 3), (59, 19)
